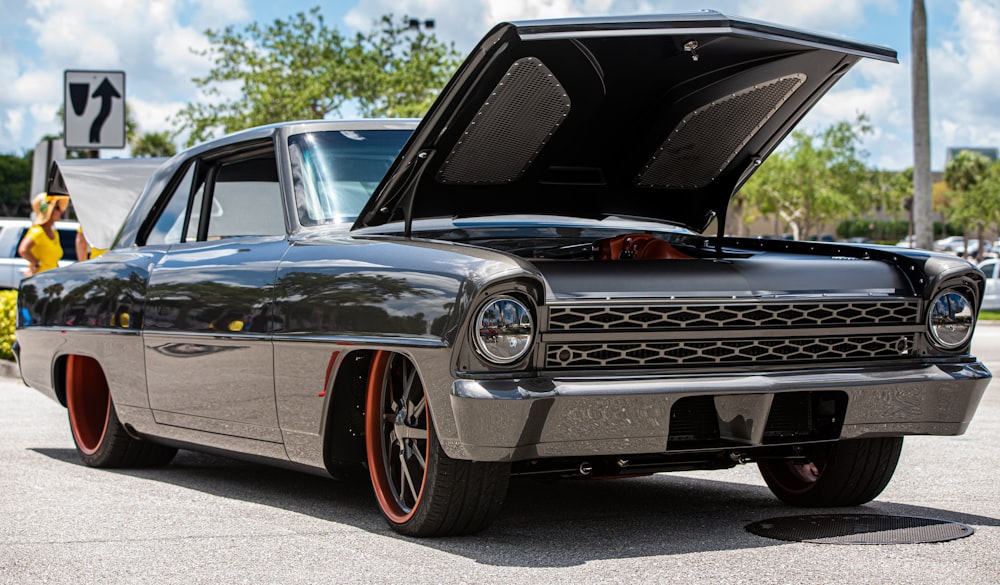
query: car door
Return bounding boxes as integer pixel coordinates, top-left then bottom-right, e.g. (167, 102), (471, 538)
(980, 260), (999, 311)
(142, 145), (289, 443)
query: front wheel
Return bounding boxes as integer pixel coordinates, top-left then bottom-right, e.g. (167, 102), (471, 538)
(758, 437), (903, 507)
(365, 351), (510, 537)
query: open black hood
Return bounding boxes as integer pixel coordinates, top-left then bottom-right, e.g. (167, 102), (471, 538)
(355, 12), (896, 234)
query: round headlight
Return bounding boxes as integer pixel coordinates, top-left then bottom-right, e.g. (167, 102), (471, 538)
(474, 296), (534, 364)
(928, 289), (975, 349)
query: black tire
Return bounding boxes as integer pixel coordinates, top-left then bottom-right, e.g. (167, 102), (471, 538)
(758, 437), (903, 507)
(66, 355), (177, 468)
(365, 351), (510, 537)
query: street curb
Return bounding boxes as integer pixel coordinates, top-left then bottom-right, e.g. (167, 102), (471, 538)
(0, 359), (21, 381)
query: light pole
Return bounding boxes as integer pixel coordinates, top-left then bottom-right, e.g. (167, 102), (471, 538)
(408, 19), (435, 31)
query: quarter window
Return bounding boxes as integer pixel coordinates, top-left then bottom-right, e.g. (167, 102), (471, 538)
(205, 157), (285, 239)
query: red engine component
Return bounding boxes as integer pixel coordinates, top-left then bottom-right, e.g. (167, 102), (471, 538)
(596, 234), (692, 260)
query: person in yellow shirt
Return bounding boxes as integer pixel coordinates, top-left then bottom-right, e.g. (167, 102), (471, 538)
(18, 192), (70, 276)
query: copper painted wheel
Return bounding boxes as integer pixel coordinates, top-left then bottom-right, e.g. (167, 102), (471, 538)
(365, 351), (429, 524)
(66, 355), (111, 456)
(63, 354), (177, 468)
(363, 351), (511, 536)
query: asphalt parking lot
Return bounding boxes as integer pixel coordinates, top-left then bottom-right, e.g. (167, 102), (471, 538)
(1, 325), (998, 584)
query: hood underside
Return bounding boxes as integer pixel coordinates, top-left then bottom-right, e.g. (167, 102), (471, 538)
(48, 158), (166, 250)
(357, 12), (896, 234)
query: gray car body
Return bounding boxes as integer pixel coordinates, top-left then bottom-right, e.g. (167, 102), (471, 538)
(15, 14), (990, 480)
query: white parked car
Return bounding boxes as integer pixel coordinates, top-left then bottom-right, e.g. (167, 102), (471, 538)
(934, 235), (965, 252)
(0, 218), (80, 289)
(934, 236), (991, 257)
(962, 239), (991, 258)
(979, 258), (1000, 310)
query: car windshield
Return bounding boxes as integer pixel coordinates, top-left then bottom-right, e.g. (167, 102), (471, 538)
(288, 129), (411, 227)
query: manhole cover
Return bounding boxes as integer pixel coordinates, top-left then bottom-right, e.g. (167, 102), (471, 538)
(746, 514), (973, 545)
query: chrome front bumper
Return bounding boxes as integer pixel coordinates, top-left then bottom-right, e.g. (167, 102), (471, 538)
(445, 362), (991, 461)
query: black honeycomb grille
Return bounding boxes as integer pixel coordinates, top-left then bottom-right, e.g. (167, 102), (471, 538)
(548, 300), (920, 330)
(545, 335), (914, 369)
(636, 74), (806, 189)
(437, 57), (571, 185)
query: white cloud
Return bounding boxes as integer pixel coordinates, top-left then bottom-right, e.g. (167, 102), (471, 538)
(192, 0), (250, 24)
(12, 71), (62, 106)
(924, 0), (1000, 165)
(153, 26), (214, 88)
(737, 0), (896, 31)
(2, 0), (996, 174)
(130, 97), (186, 134)
(799, 56), (912, 169)
(0, 0), (254, 153)
(0, 110), (26, 153)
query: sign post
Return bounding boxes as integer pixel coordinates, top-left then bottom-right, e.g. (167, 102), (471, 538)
(64, 70), (126, 150)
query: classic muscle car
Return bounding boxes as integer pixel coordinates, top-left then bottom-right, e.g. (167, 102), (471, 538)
(16, 13), (990, 537)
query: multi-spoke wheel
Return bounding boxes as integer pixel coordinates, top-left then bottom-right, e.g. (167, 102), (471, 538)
(365, 351), (510, 536)
(758, 437), (903, 507)
(66, 355), (176, 468)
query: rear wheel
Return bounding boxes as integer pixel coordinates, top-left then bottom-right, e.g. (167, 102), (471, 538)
(365, 351), (510, 536)
(66, 355), (176, 468)
(758, 437), (903, 507)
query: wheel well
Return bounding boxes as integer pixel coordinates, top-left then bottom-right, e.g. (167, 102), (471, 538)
(322, 350), (375, 473)
(52, 354), (69, 407)
(53, 354), (107, 408)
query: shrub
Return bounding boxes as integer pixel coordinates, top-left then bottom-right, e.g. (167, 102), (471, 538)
(0, 290), (16, 360)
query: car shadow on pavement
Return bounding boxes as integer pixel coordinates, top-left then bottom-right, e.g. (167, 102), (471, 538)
(30, 447), (1000, 568)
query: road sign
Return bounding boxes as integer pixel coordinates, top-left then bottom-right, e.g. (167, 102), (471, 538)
(64, 70), (126, 149)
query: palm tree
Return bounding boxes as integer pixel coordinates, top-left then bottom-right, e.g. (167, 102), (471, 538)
(912, 0), (933, 250)
(131, 131), (177, 158)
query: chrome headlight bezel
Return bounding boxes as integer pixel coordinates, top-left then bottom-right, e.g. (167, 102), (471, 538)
(927, 288), (976, 349)
(472, 295), (535, 365)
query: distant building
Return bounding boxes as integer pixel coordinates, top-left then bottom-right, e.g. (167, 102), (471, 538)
(945, 147), (998, 163)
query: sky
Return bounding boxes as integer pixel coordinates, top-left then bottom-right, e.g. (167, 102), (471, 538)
(1, 0), (999, 170)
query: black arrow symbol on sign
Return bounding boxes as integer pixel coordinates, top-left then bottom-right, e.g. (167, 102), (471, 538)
(89, 78), (121, 144)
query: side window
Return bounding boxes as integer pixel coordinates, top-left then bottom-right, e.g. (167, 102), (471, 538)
(981, 261), (998, 279)
(144, 148), (283, 245)
(205, 156), (285, 239)
(147, 164), (199, 245)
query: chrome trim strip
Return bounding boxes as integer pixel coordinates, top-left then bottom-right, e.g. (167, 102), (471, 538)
(141, 330), (448, 347)
(271, 334), (448, 348)
(24, 326), (140, 336)
(143, 330), (271, 342)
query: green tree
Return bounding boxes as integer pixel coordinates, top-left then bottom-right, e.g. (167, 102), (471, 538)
(0, 152), (32, 215)
(739, 116), (876, 240)
(347, 15), (460, 118)
(173, 8), (460, 146)
(979, 163), (1000, 251)
(868, 167), (913, 222)
(131, 131), (177, 158)
(944, 150), (998, 260)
